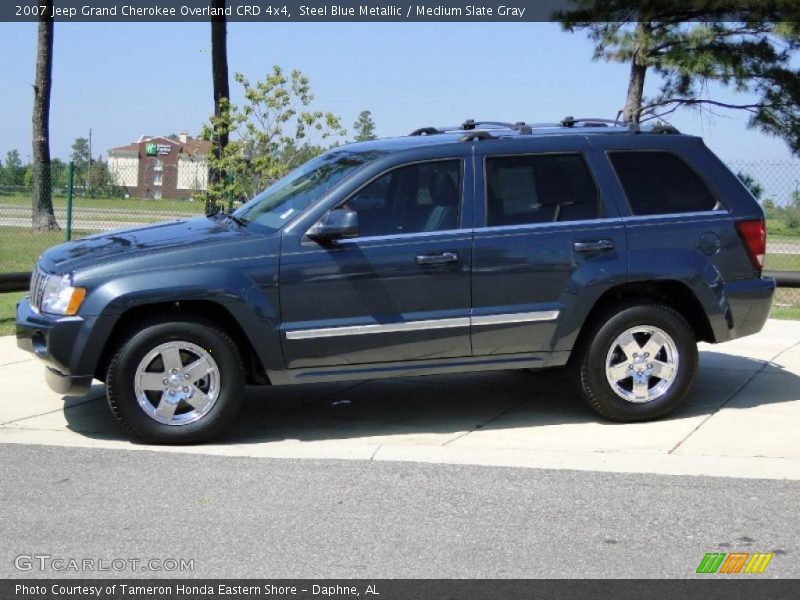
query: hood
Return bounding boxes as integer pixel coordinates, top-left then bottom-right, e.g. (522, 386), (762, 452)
(39, 216), (257, 274)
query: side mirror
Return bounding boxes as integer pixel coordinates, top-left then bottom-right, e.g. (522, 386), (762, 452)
(308, 209), (359, 243)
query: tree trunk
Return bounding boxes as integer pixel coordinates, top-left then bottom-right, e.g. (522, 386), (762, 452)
(32, 0), (58, 231)
(622, 22), (650, 124)
(209, 0), (229, 210)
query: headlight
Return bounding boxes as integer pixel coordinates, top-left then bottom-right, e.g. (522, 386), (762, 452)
(40, 274), (86, 316)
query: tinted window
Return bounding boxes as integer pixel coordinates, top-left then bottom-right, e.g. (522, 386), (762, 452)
(609, 151), (718, 216)
(485, 154), (599, 226)
(235, 150), (384, 230)
(344, 160), (461, 237)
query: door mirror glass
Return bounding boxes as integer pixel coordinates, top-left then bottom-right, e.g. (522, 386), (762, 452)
(308, 209), (359, 242)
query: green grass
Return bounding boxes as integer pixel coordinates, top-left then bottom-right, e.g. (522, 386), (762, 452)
(0, 226), (82, 273)
(0, 292), (23, 336)
(0, 192), (206, 214)
(772, 306), (800, 320)
(764, 253), (800, 272)
(767, 219), (800, 240)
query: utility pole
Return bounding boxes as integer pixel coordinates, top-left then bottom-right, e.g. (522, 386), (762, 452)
(87, 128), (92, 192)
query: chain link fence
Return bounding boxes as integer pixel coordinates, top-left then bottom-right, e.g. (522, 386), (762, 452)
(1, 161), (207, 274)
(2, 158), (799, 314)
(727, 160), (800, 316)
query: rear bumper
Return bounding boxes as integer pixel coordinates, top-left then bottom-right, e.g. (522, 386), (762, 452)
(717, 276), (775, 342)
(16, 297), (97, 396)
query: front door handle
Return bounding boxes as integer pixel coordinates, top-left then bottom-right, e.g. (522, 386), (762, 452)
(415, 251), (460, 265)
(573, 239), (615, 253)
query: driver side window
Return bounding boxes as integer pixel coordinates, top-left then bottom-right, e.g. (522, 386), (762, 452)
(345, 160), (462, 237)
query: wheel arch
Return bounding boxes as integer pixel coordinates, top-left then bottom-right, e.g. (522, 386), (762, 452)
(94, 300), (269, 385)
(572, 280), (715, 355)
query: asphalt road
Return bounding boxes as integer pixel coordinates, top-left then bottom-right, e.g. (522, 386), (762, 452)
(0, 443), (797, 579)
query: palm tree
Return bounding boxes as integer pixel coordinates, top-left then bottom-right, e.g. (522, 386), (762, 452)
(31, 0), (58, 231)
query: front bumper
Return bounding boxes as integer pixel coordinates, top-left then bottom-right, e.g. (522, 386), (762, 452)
(16, 297), (95, 396)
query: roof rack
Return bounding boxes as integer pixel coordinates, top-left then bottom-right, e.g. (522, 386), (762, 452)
(561, 116), (619, 128)
(409, 119), (532, 136)
(408, 116), (680, 140)
(461, 120), (533, 134)
(460, 131), (497, 142)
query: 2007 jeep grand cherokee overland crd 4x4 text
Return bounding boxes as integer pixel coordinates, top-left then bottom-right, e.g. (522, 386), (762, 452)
(17, 118), (775, 444)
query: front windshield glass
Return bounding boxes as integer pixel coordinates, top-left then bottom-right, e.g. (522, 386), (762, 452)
(233, 150), (384, 230)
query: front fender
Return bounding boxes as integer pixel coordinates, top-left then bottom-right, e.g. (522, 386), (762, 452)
(75, 260), (283, 375)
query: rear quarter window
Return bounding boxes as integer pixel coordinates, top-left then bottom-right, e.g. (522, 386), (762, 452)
(609, 151), (720, 216)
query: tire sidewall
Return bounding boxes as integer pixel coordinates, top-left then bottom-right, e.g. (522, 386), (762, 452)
(580, 304), (698, 421)
(108, 320), (244, 444)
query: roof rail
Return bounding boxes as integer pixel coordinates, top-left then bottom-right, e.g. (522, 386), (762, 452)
(561, 116), (620, 128)
(410, 120), (533, 136)
(460, 131), (497, 142)
(461, 119), (532, 134)
(409, 127), (441, 136)
(408, 116), (681, 140)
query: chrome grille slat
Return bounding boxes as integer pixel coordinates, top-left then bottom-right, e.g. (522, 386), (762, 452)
(30, 268), (49, 311)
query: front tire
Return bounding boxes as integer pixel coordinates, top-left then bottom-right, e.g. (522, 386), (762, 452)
(576, 303), (698, 421)
(106, 318), (245, 444)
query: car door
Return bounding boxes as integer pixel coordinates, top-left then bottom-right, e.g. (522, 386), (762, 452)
(278, 155), (474, 369)
(471, 137), (627, 356)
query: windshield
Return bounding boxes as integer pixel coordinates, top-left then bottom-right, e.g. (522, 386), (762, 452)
(233, 150), (384, 230)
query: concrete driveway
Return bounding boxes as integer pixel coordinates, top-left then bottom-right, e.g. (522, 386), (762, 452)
(1, 319), (799, 480)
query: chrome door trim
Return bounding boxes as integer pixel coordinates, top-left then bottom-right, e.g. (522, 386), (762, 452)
(471, 310), (560, 326)
(285, 317), (471, 340)
(285, 310), (560, 340)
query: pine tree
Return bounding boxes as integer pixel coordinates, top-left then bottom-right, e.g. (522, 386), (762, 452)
(559, 1), (800, 153)
(353, 110), (377, 142)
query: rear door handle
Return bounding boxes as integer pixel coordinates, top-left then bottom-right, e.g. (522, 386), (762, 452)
(573, 239), (614, 253)
(415, 251), (460, 265)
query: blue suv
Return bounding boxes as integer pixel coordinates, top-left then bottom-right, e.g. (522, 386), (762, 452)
(17, 118), (775, 443)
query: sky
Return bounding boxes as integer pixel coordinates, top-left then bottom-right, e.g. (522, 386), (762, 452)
(0, 21), (797, 168)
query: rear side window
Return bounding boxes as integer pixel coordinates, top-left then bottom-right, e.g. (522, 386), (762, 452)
(485, 154), (599, 227)
(609, 151), (718, 216)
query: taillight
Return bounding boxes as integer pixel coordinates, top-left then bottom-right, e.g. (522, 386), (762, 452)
(735, 219), (766, 273)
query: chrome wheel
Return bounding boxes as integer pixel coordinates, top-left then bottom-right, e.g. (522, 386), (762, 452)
(604, 325), (679, 403)
(133, 341), (220, 426)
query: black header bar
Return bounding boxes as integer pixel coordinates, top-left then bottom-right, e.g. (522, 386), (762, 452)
(2, 0), (796, 22)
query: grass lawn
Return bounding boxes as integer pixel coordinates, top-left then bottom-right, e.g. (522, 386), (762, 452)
(0, 192), (206, 215)
(767, 220), (800, 240)
(0, 226), (81, 273)
(764, 253), (800, 272)
(0, 292), (23, 336)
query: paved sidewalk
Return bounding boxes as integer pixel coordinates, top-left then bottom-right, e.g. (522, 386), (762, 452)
(1, 319), (799, 480)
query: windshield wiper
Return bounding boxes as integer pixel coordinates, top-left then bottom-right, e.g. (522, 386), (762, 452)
(208, 210), (249, 227)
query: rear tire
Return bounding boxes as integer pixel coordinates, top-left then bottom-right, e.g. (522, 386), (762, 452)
(576, 302), (698, 421)
(106, 318), (245, 444)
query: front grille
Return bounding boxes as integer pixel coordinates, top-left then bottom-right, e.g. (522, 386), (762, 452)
(30, 268), (49, 312)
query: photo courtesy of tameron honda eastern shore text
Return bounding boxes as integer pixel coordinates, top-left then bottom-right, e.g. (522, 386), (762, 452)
(16, 118), (775, 444)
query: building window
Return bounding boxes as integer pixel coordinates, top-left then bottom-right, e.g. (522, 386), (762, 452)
(153, 190), (162, 200)
(153, 172), (163, 186)
(153, 159), (163, 172)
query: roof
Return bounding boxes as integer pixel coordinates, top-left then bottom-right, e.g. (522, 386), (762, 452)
(342, 118), (687, 153)
(108, 135), (212, 157)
